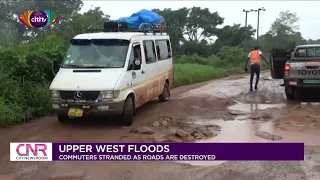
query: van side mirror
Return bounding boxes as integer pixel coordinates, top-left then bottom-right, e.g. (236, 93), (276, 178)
(133, 59), (141, 70)
(52, 59), (62, 75)
(168, 52), (172, 58)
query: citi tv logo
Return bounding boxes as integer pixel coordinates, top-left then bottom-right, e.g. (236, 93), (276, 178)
(18, 10), (60, 28)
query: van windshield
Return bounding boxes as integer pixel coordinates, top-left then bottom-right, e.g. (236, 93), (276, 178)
(62, 39), (130, 68)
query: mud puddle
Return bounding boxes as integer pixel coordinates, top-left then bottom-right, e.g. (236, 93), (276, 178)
(181, 110), (320, 167)
(228, 103), (286, 114)
(178, 120), (269, 166)
(193, 117), (320, 145)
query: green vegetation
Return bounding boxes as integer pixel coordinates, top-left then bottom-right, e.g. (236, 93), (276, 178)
(174, 64), (227, 87)
(0, 1), (316, 125)
(174, 46), (246, 87)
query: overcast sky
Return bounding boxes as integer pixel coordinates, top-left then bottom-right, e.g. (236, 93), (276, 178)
(81, 1), (320, 40)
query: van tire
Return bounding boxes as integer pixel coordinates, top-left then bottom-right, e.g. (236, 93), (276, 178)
(121, 97), (134, 126)
(58, 115), (69, 123)
(159, 82), (170, 102)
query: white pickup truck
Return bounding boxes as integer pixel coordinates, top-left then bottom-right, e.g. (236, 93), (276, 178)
(270, 44), (320, 100)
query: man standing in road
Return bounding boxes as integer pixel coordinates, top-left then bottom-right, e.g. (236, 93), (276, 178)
(244, 45), (269, 91)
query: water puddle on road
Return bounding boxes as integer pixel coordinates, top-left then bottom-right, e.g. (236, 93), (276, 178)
(179, 113), (320, 167)
(178, 120), (269, 167)
(228, 103), (286, 113)
(228, 102), (319, 114)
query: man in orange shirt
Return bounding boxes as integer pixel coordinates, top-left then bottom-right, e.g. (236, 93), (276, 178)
(244, 46), (269, 91)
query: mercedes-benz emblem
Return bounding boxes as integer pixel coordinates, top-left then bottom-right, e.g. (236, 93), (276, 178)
(74, 91), (82, 100)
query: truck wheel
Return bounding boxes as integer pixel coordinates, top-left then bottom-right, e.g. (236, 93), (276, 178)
(159, 82), (170, 102)
(293, 88), (301, 100)
(285, 85), (295, 100)
(58, 115), (69, 123)
(121, 96), (134, 126)
(286, 92), (295, 100)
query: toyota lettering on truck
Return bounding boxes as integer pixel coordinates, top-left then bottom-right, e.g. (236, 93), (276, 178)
(49, 21), (173, 126)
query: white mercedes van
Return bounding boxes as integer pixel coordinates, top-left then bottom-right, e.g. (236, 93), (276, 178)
(50, 22), (174, 126)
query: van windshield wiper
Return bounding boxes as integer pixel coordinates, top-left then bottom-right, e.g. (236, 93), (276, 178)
(83, 66), (108, 68)
(63, 64), (85, 68)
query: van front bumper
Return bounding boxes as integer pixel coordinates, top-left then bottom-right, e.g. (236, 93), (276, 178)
(51, 99), (125, 116)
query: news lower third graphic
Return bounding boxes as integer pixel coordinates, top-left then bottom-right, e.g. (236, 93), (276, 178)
(10, 142), (304, 162)
(18, 10), (60, 28)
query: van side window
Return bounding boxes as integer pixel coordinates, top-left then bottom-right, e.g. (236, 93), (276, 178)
(156, 40), (171, 61)
(167, 40), (172, 55)
(143, 41), (156, 64)
(133, 45), (142, 61)
(128, 44), (142, 70)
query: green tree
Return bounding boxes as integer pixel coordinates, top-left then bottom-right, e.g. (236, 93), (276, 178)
(153, 8), (189, 53)
(261, 10), (304, 52)
(215, 24), (255, 49)
(184, 7), (224, 43)
(45, 7), (109, 45)
(0, 0), (83, 42)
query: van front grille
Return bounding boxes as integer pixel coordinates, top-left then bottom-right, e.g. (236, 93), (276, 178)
(59, 91), (100, 101)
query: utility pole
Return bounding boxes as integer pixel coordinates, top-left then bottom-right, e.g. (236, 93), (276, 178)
(254, 7), (266, 45)
(243, 9), (254, 51)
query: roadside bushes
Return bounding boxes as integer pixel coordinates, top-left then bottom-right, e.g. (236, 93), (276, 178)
(0, 76), (50, 125)
(177, 46), (247, 68)
(174, 64), (227, 87)
(0, 36), (64, 126)
(173, 46), (248, 87)
(173, 46), (271, 87)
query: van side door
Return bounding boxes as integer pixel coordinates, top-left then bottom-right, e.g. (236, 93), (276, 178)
(127, 43), (147, 107)
(155, 39), (174, 90)
(143, 40), (159, 102)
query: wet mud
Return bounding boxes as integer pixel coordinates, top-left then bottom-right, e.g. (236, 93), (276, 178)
(0, 72), (320, 179)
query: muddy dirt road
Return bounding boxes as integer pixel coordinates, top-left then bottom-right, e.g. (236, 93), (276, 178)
(1, 72), (320, 180)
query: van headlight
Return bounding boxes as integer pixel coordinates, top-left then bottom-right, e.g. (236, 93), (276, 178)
(51, 90), (60, 98)
(99, 90), (120, 99)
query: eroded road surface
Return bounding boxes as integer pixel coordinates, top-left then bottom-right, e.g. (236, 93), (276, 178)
(1, 72), (320, 180)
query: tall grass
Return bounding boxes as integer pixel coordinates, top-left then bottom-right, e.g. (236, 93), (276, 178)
(174, 64), (227, 87)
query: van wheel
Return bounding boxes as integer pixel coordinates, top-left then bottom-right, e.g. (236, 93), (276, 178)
(58, 115), (69, 123)
(121, 97), (134, 126)
(159, 82), (170, 102)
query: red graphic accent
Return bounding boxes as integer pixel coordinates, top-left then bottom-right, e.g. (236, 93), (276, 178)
(18, 17), (32, 27)
(49, 17), (60, 26)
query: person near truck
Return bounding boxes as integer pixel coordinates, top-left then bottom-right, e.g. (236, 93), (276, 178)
(244, 46), (269, 91)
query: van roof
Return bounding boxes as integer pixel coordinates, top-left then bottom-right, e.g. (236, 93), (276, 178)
(296, 44), (320, 48)
(73, 32), (169, 40)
